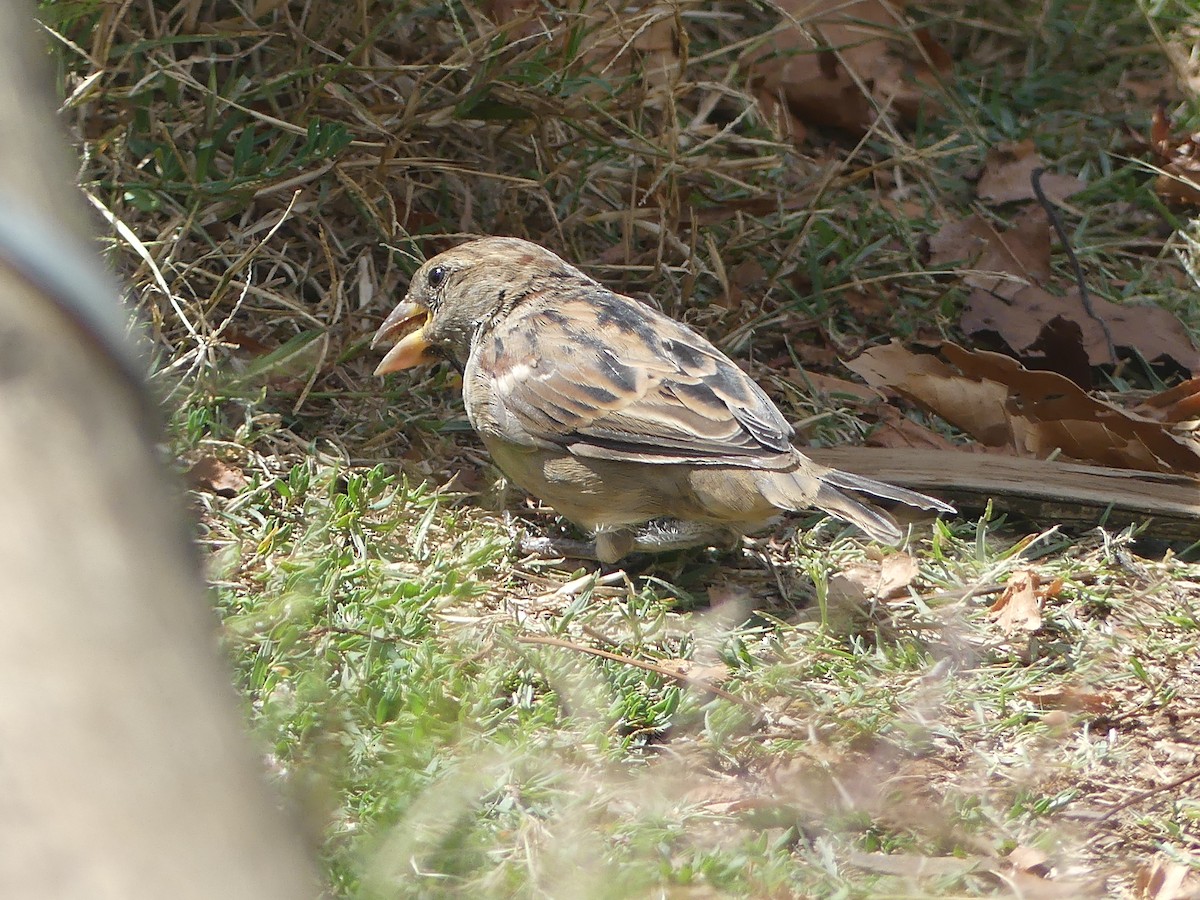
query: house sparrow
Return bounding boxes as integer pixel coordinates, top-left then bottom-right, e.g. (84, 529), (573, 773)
(373, 237), (953, 563)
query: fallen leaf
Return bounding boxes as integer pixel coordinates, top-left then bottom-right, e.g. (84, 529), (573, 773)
(1023, 687), (1114, 715)
(485, 2), (680, 100)
(1007, 845), (1052, 878)
(1137, 376), (1200, 423)
(936, 169), (1199, 374)
(1150, 106), (1200, 209)
(977, 140), (1086, 204)
(962, 285), (1200, 373)
(988, 569), (1049, 634)
(658, 658), (733, 685)
(187, 457), (248, 498)
(844, 341), (1200, 474)
(748, 0), (951, 139)
(828, 552), (919, 604)
(928, 208), (1052, 297)
(1121, 73), (1176, 102)
(843, 285), (893, 321)
(1135, 855), (1200, 900)
(1023, 314), (1095, 388)
(219, 329), (274, 356)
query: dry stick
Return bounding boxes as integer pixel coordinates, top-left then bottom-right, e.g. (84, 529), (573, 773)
(1095, 765), (1200, 822)
(515, 633), (763, 716)
(1030, 167), (1117, 364)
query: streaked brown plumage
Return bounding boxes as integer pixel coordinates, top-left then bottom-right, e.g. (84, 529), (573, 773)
(372, 237), (953, 563)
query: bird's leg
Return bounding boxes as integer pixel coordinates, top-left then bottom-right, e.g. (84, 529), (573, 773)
(517, 520), (741, 564)
(517, 528), (634, 564)
(517, 533), (606, 561)
(626, 519), (742, 556)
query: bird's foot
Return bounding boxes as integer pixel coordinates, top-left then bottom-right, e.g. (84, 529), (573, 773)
(517, 533), (605, 561)
(514, 519), (743, 564)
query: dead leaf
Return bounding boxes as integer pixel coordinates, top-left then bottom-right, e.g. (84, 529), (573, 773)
(844, 341), (1200, 474)
(486, 2), (680, 100)
(962, 285), (1200, 373)
(219, 329), (274, 357)
(748, 0), (951, 139)
(977, 140), (1085, 204)
(658, 658), (733, 686)
(1023, 687), (1114, 715)
(187, 457), (248, 498)
(935, 187), (1199, 375)
(1007, 845), (1052, 878)
(1151, 106), (1200, 209)
(828, 552), (918, 604)
(1121, 73), (1175, 102)
(843, 285), (893, 321)
(1138, 377), (1200, 424)
(928, 208), (1052, 297)
(1023, 314), (1095, 388)
(1135, 855), (1200, 900)
(988, 569), (1051, 634)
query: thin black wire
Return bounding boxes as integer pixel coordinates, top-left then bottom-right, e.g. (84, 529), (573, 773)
(1029, 167), (1117, 364)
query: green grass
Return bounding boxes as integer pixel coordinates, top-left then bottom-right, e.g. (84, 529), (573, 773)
(43, 0), (1200, 894)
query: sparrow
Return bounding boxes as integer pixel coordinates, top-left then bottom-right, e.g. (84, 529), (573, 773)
(372, 237), (953, 563)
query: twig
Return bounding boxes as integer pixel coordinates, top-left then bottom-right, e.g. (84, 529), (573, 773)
(516, 633), (763, 716)
(1030, 167), (1117, 363)
(1096, 766), (1200, 822)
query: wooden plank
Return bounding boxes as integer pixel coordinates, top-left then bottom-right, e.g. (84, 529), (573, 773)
(808, 447), (1200, 541)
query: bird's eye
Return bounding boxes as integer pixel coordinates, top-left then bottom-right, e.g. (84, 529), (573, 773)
(427, 265), (447, 289)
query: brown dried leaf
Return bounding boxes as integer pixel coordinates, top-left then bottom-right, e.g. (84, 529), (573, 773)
(1135, 855), (1200, 900)
(828, 552), (918, 604)
(928, 208), (1052, 296)
(988, 569), (1045, 634)
(1151, 107), (1200, 209)
(977, 140), (1085, 204)
(1121, 73), (1176, 102)
(1137, 376), (1200, 424)
(658, 658), (733, 685)
(1023, 687), (1114, 715)
(749, 0), (950, 139)
(1007, 845), (1052, 878)
(187, 457), (248, 498)
(844, 341), (1200, 474)
(934, 202), (1199, 376)
(962, 286), (1200, 373)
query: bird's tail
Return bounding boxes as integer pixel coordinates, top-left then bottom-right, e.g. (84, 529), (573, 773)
(755, 465), (954, 546)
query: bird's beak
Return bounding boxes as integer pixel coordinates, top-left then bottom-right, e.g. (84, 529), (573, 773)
(371, 301), (434, 375)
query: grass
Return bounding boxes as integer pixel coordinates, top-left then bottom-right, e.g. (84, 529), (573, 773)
(40, 0), (1200, 895)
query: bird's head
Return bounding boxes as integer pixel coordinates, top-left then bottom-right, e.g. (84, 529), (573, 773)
(372, 237), (592, 374)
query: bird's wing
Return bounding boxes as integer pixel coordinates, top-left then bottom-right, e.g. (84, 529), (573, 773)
(471, 289), (795, 466)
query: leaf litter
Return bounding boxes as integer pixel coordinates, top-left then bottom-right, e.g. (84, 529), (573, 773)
(929, 148), (1200, 377)
(747, 0), (951, 142)
(976, 140), (1086, 205)
(846, 340), (1200, 474)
